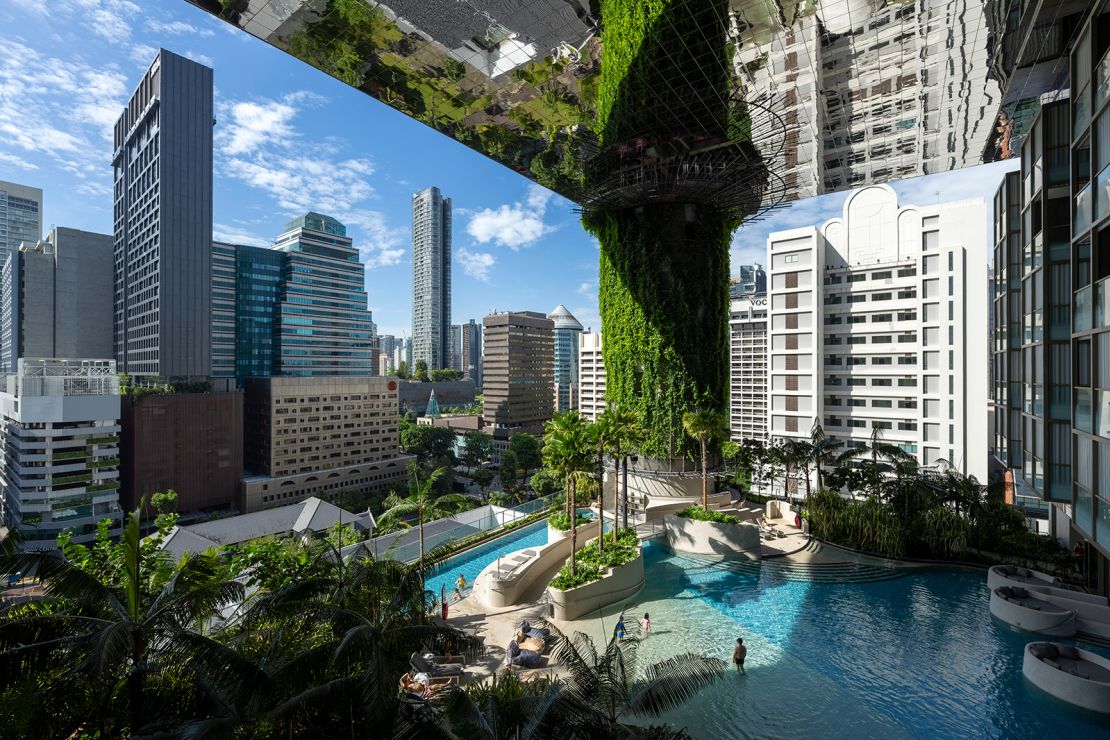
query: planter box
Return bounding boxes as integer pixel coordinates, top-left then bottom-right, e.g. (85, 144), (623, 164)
(665, 514), (760, 559)
(547, 546), (645, 621)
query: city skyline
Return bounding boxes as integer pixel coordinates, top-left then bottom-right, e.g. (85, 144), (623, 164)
(0, 0), (1020, 344)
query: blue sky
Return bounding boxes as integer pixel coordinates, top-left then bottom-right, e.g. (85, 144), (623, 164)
(0, 0), (1018, 339)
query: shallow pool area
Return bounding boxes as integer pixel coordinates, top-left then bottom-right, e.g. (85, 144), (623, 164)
(579, 540), (1110, 739)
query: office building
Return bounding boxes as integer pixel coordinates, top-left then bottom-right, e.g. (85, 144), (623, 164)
(119, 389), (243, 514)
(548, 304), (583, 413)
(730, 293), (768, 444)
(460, 319), (482, 389)
(730, 264), (767, 299)
(411, 186), (451, 369)
(768, 184), (989, 487)
(577, 331), (605, 421)
(449, 324), (463, 372)
(0, 359), (122, 548)
(482, 311), (553, 439)
(0, 180), (42, 258)
(113, 49), (213, 379)
(241, 376), (412, 512)
(1, 228), (114, 373)
(210, 213), (374, 382)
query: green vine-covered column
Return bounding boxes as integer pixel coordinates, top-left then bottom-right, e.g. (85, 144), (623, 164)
(584, 0), (740, 459)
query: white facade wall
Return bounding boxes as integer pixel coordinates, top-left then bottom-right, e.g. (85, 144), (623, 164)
(767, 184), (989, 482)
(729, 295), (768, 443)
(577, 332), (605, 421)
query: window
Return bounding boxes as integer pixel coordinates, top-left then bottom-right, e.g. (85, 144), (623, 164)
(848, 377), (867, 386)
(872, 271), (892, 280)
(848, 419), (866, 428)
(898, 378), (918, 387)
(873, 421), (893, 430)
(848, 294), (867, 303)
(848, 357), (867, 365)
(872, 335), (893, 344)
(897, 267), (917, 278)
(873, 399), (892, 408)
(898, 334), (916, 343)
(873, 292), (892, 301)
(872, 313), (893, 322)
(825, 376), (842, 386)
(872, 378), (893, 386)
(825, 274), (843, 285)
(898, 356), (916, 365)
(825, 295), (843, 305)
(898, 399), (917, 409)
(848, 398), (867, 407)
(848, 336), (867, 344)
(784, 254), (799, 263)
(848, 315), (868, 324)
(898, 289), (917, 299)
(873, 357), (892, 365)
(848, 274), (867, 283)
(899, 422), (918, 431)
(827, 417), (842, 426)
(897, 311), (916, 321)
(825, 315), (843, 325)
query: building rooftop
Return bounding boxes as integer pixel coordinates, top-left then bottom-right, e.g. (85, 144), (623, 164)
(547, 304), (584, 331)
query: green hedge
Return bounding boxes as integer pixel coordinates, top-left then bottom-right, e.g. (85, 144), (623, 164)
(548, 512), (591, 531)
(88, 481), (120, 493)
(88, 435), (119, 445)
(87, 459), (119, 469)
(52, 449), (88, 461)
(550, 528), (640, 591)
(677, 506), (739, 524)
(53, 473), (92, 485)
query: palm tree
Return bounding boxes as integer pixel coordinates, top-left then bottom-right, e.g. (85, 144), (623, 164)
(544, 411), (594, 576)
(541, 615), (726, 734)
(0, 507), (244, 736)
(682, 408), (728, 511)
(593, 406), (645, 542)
(378, 464), (472, 572)
(808, 420), (843, 495)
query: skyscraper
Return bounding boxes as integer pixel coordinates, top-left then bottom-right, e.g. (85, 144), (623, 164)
(113, 50), (213, 379)
(411, 186), (451, 369)
(768, 184), (989, 488)
(0, 180), (42, 259)
(548, 304), (583, 413)
(460, 319), (482, 389)
(1, 228), (115, 373)
(210, 213), (375, 381)
(449, 323), (463, 371)
(482, 311), (553, 439)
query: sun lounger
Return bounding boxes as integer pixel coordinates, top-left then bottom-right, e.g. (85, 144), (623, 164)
(411, 651), (465, 676)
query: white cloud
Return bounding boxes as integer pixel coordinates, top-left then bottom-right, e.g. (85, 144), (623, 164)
(183, 50), (215, 68)
(0, 151), (38, 170)
(129, 43), (158, 65)
(146, 19), (215, 38)
(75, 0), (140, 44)
(466, 184), (557, 249)
(457, 248), (495, 282)
(216, 92), (406, 270)
(213, 222), (270, 247)
(576, 279), (597, 302)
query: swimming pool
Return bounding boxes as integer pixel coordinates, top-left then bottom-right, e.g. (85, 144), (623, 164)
(424, 519), (550, 601)
(582, 540), (1110, 739)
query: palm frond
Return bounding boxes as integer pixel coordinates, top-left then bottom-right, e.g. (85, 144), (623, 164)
(623, 653), (726, 717)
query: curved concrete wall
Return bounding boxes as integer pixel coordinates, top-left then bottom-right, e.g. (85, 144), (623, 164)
(547, 547), (645, 621)
(476, 520), (595, 609)
(989, 588), (1077, 636)
(986, 565), (1062, 592)
(1024, 642), (1110, 714)
(664, 514), (761, 559)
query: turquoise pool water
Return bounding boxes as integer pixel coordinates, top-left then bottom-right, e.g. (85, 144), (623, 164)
(425, 519), (549, 601)
(599, 541), (1110, 739)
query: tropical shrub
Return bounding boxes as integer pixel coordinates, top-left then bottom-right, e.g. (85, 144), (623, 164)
(677, 506), (738, 525)
(549, 512), (591, 531)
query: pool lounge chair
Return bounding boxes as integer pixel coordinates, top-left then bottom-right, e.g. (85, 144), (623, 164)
(411, 651), (465, 677)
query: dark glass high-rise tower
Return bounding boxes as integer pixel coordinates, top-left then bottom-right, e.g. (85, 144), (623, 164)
(112, 49), (213, 379)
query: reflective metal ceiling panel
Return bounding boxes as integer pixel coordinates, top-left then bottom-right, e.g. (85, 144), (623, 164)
(186, 1), (1086, 205)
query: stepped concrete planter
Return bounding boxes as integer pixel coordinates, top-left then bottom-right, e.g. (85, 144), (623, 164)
(547, 544), (645, 621)
(665, 514), (760, 559)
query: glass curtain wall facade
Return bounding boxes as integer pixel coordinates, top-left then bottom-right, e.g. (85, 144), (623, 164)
(273, 213), (374, 376)
(1070, 3), (1110, 586)
(0, 181), (42, 258)
(548, 304), (583, 413)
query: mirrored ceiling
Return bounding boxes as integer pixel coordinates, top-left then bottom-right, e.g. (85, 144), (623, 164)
(186, 1), (1086, 208)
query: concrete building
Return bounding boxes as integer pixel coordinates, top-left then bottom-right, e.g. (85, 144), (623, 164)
(412, 186), (451, 369)
(113, 49), (213, 379)
(482, 311), (553, 439)
(0, 180), (42, 259)
(730, 264), (767, 299)
(0, 359), (122, 548)
(460, 319), (482, 389)
(768, 184), (989, 487)
(729, 293), (768, 444)
(241, 375), (412, 512)
(449, 324), (463, 372)
(577, 331), (605, 421)
(548, 304), (583, 413)
(118, 390), (244, 515)
(1, 228), (115, 373)
(1006, 8), (1110, 594)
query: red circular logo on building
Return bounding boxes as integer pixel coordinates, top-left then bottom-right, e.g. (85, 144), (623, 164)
(388, 380), (397, 391)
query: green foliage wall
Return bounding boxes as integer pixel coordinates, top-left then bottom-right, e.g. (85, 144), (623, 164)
(584, 0), (737, 459)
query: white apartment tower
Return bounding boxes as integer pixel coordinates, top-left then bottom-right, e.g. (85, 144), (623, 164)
(768, 184), (988, 483)
(411, 187), (451, 369)
(577, 331), (605, 421)
(729, 294), (768, 443)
